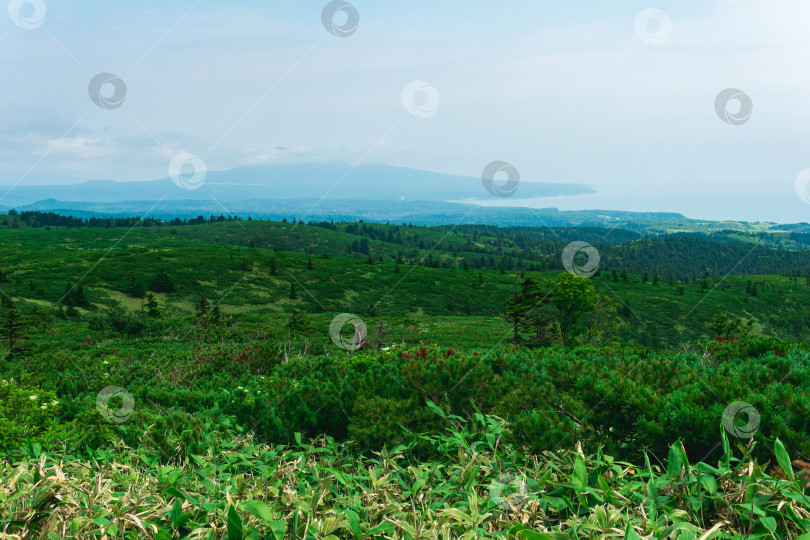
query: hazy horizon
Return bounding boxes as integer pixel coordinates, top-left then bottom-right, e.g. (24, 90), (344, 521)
(2, 1), (810, 222)
(0, 159), (804, 223)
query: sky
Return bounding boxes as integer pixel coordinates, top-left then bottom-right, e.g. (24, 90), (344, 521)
(1, 0), (809, 221)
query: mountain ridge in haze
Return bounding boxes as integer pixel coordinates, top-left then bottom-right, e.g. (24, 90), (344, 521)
(0, 162), (594, 207)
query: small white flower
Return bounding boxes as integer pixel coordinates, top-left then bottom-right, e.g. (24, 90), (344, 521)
(51, 400), (59, 406)
(29, 395), (37, 400)
(40, 405), (47, 410)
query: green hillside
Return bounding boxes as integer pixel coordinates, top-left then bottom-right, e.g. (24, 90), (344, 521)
(1, 214), (810, 348)
(2, 213), (810, 538)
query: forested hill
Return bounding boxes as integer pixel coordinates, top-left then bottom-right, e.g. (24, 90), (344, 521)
(2, 211), (810, 348)
(597, 235), (810, 281)
(3, 211), (810, 283)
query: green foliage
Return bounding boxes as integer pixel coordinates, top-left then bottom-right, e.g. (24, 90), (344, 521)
(148, 270), (175, 293)
(0, 308), (31, 360)
(4, 412), (810, 538)
(285, 309), (313, 333)
(550, 272), (596, 346)
(125, 275), (146, 298)
(88, 307), (163, 337)
(506, 275), (554, 347)
(0, 379), (65, 453)
(3, 214), (810, 538)
(144, 292), (160, 318)
(62, 282), (89, 309)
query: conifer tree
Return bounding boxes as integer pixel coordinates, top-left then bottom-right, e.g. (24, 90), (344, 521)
(145, 293), (160, 318)
(195, 295), (209, 319)
(0, 308), (30, 360)
(210, 305), (222, 325)
(506, 274), (553, 347)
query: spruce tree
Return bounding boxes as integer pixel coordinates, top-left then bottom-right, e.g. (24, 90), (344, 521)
(126, 275), (145, 298)
(0, 309), (29, 360)
(145, 293), (160, 318)
(195, 295), (209, 319)
(148, 271), (175, 293)
(506, 275), (552, 347)
(210, 305), (222, 325)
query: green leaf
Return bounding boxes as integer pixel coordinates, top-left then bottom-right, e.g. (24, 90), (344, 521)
(700, 475), (717, 495)
(646, 481), (658, 520)
(667, 443), (682, 479)
(365, 523), (395, 535)
(170, 499), (183, 526)
(658, 522), (702, 536)
(573, 454), (587, 491)
(227, 505), (243, 540)
(69, 517), (87, 534)
(509, 526), (569, 540)
(344, 509), (361, 539)
(720, 425), (731, 471)
(744, 481), (757, 504)
(783, 492), (810, 509)
(760, 516), (777, 534)
(774, 438), (795, 480)
(425, 399), (446, 418)
(269, 521), (286, 540)
(623, 521), (642, 540)
(243, 501), (274, 523)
